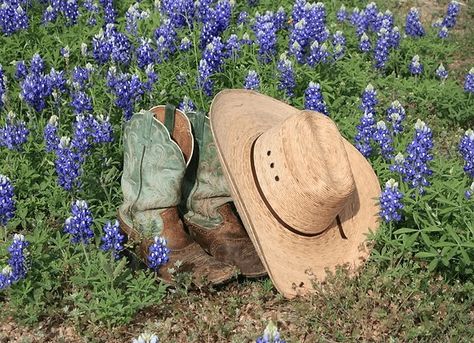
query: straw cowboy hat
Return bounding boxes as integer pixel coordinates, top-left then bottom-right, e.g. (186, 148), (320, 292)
(209, 89), (381, 299)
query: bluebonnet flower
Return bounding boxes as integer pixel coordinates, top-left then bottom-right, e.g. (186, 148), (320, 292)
(333, 44), (344, 61)
(215, 0), (232, 33)
(0, 4), (29, 36)
(143, 64), (158, 93)
(289, 41), (305, 64)
(147, 236), (170, 269)
(109, 28), (132, 65)
(100, 220), (124, 259)
(409, 55), (423, 76)
(438, 26), (448, 39)
(204, 37), (226, 70)
(254, 13), (277, 62)
(244, 70), (260, 91)
(83, 0), (99, 26)
(442, 1), (461, 29)
(195, 0), (213, 24)
(178, 96), (196, 114)
(197, 59), (213, 96)
(394, 120), (434, 193)
(306, 3), (329, 43)
(307, 41), (329, 66)
(44, 115), (60, 153)
(92, 29), (112, 65)
(64, 200), (94, 244)
(465, 181), (474, 200)
(240, 32), (252, 46)
(351, 8), (368, 37)
(0, 266), (12, 289)
(71, 114), (96, 154)
(225, 34), (241, 60)
(405, 8), (425, 37)
(176, 72), (187, 86)
(274, 7), (286, 31)
(72, 66), (92, 89)
(373, 121), (393, 159)
(360, 84), (378, 115)
(49, 68), (67, 93)
(436, 63), (448, 80)
(374, 28), (390, 69)
(390, 152), (406, 175)
(136, 38), (157, 70)
(332, 31), (346, 60)
(464, 68), (474, 93)
(101, 0), (117, 24)
(359, 33), (371, 52)
(304, 82), (328, 115)
(91, 115), (113, 144)
(0, 174), (15, 226)
(364, 2), (379, 31)
(7, 233), (29, 282)
(64, 0), (79, 26)
(0, 64), (5, 109)
(71, 91), (93, 115)
(355, 111), (376, 158)
(337, 5), (347, 22)
(42, 5), (57, 24)
(30, 53), (45, 74)
(237, 11), (248, 25)
(60, 46), (70, 60)
(14, 61), (28, 80)
(289, 18), (309, 53)
(291, 0), (306, 23)
(388, 26), (401, 49)
(256, 321), (286, 343)
(125, 3), (149, 36)
(55, 136), (83, 191)
(277, 53), (295, 98)
(107, 69), (144, 120)
(161, 0), (194, 28)
(379, 179), (404, 223)
(386, 100), (406, 135)
(459, 129), (474, 178)
(21, 73), (52, 113)
(179, 37), (191, 51)
(154, 18), (177, 62)
(0, 112), (29, 151)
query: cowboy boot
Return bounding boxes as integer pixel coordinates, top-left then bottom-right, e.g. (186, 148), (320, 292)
(118, 106), (236, 286)
(181, 111), (267, 277)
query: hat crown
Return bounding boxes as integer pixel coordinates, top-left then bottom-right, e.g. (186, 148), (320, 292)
(252, 111), (356, 235)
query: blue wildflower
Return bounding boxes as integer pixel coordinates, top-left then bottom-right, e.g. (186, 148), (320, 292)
(388, 26), (401, 49)
(307, 41), (329, 66)
(438, 26), (448, 39)
(244, 70), (260, 91)
(238, 11), (248, 25)
(83, 0), (99, 26)
(179, 37), (192, 51)
(374, 28), (390, 69)
(274, 7), (286, 31)
(386, 100), (406, 135)
(254, 12), (277, 62)
(0, 112), (29, 151)
(49, 68), (67, 93)
(42, 5), (57, 24)
(0, 174), (15, 226)
(125, 3), (149, 36)
(107, 69), (145, 120)
(256, 321), (286, 343)
(161, 0), (195, 28)
(373, 121), (393, 159)
(64, 200), (94, 244)
(337, 5), (347, 22)
(304, 82), (328, 115)
(21, 73), (52, 113)
(63, 0), (79, 26)
(44, 115), (60, 153)
(459, 129), (474, 178)
(71, 91), (93, 115)
(379, 179), (404, 223)
(109, 27), (132, 65)
(197, 59), (213, 96)
(91, 115), (113, 144)
(409, 55), (423, 76)
(7, 233), (29, 283)
(0, 266), (12, 289)
(101, 0), (117, 24)
(55, 136), (83, 191)
(465, 182), (474, 200)
(14, 61), (28, 80)
(154, 18), (177, 62)
(178, 96), (196, 114)
(224, 34), (241, 60)
(215, 0), (232, 33)
(405, 8), (425, 37)
(136, 38), (157, 70)
(147, 236), (170, 270)
(101, 220), (124, 260)
(360, 84), (378, 115)
(277, 53), (295, 98)
(442, 1), (461, 29)
(92, 29), (112, 65)
(72, 66), (92, 89)
(464, 68), (474, 93)
(355, 111), (376, 158)
(436, 64), (448, 80)
(359, 33), (371, 53)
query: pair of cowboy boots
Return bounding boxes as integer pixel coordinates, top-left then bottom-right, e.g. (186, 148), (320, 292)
(117, 105), (266, 286)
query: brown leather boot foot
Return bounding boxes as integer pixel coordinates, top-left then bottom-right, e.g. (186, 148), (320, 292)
(118, 208), (236, 286)
(185, 203), (267, 278)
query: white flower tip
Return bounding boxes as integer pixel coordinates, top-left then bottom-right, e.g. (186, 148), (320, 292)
(385, 178), (398, 189)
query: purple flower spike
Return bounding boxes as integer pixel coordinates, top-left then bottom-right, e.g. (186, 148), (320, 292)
(147, 236), (170, 270)
(244, 70), (260, 91)
(464, 68), (474, 93)
(409, 55), (423, 76)
(0, 174), (15, 227)
(63, 200), (94, 244)
(379, 179), (404, 223)
(101, 220), (124, 260)
(459, 129), (474, 178)
(277, 54), (295, 98)
(436, 64), (448, 80)
(7, 234), (29, 283)
(373, 121), (393, 160)
(405, 8), (425, 37)
(304, 82), (329, 116)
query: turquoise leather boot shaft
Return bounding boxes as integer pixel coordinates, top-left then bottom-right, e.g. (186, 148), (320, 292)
(119, 110), (187, 238)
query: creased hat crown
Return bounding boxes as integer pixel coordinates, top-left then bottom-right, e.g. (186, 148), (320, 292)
(252, 111), (356, 235)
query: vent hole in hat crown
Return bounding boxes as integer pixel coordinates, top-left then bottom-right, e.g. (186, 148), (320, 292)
(275, 176), (280, 181)
(270, 163), (274, 168)
(267, 150), (271, 156)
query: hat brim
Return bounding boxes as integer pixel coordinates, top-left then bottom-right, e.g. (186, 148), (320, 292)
(210, 89), (381, 298)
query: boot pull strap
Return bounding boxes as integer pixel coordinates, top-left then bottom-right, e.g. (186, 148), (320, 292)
(164, 104), (176, 134)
